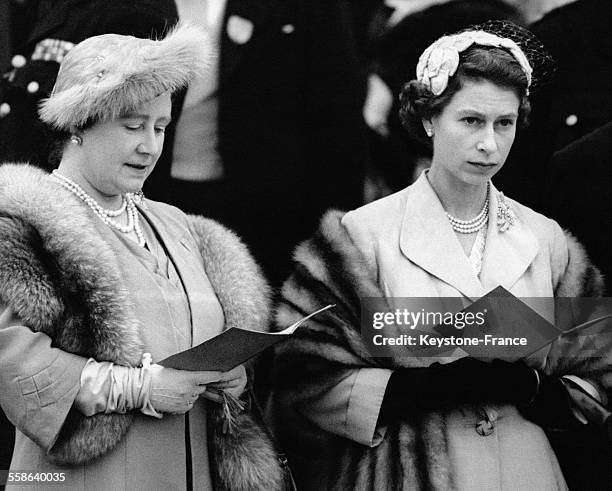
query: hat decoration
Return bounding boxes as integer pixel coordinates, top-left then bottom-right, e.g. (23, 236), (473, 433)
(39, 23), (212, 130)
(416, 30), (532, 96)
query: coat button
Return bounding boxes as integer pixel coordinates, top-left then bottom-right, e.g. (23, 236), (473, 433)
(475, 418), (495, 436)
(565, 114), (578, 126)
(475, 407), (498, 436)
(281, 24), (295, 34)
(0, 103), (11, 117)
(27, 81), (40, 93)
(11, 54), (26, 68)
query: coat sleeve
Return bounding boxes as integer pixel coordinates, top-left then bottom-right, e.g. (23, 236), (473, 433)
(273, 211), (394, 447)
(294, 366), (392, 447)
(0, 304), (87, 451)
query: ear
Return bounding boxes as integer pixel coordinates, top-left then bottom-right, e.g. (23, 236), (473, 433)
(422, 118), (435, 138)
(69, 125), (81, 136)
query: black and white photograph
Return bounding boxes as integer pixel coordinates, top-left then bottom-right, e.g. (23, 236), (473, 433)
(0, 0), (610, 489)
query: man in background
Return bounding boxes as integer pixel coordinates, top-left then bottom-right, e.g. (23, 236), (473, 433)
(144, 0), (368, 285)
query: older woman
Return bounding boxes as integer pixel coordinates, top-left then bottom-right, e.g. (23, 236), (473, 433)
(271, 21), (610, 490)
(0, 25), (280, 490)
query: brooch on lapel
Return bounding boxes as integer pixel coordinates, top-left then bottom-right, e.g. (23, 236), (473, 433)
(496, 192), (517, 232)
(132, 191), (148, 210)
(227, 15), (254, 45)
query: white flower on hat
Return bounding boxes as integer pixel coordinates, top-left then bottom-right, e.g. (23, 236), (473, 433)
(416, 30), (533, 96)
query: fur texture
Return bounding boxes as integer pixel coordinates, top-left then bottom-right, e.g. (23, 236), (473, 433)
(39, 23), (213, 130)
(272, 209), (607, 490)
(0, 164), (281, 489)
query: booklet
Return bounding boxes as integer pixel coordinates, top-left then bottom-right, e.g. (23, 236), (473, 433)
(433, 286), (612, 361)
(159, 304), (335, 371)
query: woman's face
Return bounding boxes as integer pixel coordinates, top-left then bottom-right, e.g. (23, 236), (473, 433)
(426, 78), (520, 188)
(76, 92), (172, 198)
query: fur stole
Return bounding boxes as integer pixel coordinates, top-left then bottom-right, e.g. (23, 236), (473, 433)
(273, 209), (606, 490)
(0, 164), (281, 490)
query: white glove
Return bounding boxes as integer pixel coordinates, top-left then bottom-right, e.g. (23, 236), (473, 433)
(148, 364), (224, 414)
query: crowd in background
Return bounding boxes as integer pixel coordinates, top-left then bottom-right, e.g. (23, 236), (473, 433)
(0, 0), (611, 489)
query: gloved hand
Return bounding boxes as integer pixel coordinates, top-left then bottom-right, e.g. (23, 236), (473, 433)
(520, 374), (580, 430)
(148, 365), (224, 414)
(380, 357), (540, 419)
(201, 364), (248, 403)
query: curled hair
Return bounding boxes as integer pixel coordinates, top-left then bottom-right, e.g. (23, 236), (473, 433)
(400, 45), (531, 145)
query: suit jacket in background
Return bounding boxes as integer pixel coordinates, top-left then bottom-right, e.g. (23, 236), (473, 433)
(497, 0), (612, 210)
(544, 121), (612, 293)
(145, 0), (369, 284)
(544, 120), (612, 491)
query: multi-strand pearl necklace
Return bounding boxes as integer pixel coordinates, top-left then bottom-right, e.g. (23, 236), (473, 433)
(446, 194), (490, 234)
(51, 170), (146, 247)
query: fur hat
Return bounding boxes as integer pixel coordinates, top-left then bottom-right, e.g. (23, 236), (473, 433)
(39, 23), (212, 130)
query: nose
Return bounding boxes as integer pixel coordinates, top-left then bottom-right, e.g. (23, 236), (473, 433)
(137, 128), (160, 155)
(477, 125), (498, 154)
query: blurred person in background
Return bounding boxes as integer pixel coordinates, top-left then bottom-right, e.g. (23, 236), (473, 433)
(142, 0), (368, 287)
(542, 122), (612, 489)
(495, 0), (612, 210)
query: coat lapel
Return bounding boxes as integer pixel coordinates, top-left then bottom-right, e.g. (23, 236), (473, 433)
(140, 207), (221, 346)
(399, 173), (485, 300)
(220, 0), (269, 84)
(479, 184), (539, 292)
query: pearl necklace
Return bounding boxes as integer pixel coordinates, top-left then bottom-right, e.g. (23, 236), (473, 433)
(51, 170), (146, 247)
(446, 195), (490, 235)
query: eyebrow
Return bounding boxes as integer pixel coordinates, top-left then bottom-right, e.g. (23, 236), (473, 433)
(456, 109), (518, 119)
(122, 113), (172, 124)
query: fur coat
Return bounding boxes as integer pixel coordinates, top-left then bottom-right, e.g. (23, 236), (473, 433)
(0, 164), (281, 490)
(272, 209), (609, 490)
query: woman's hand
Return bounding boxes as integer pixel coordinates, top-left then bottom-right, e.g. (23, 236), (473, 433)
(148, 365), (223, 414)
(381, 357), (540, 419)
(202, 365), (248, 403)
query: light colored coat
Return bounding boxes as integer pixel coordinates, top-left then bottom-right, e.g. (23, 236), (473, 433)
(339, 172), (574, 489)
(0, 164), (281, 491)
(343, 171), (569, 303)
(271, 172), (607, 490)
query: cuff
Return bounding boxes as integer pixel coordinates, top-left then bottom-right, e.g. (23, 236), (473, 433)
(12, 338), (87, 449)
(346, 368), (392, 447)
(0, 316), (86, 450)
(75, 358), (161, 419)
(75, 359), (114, 416)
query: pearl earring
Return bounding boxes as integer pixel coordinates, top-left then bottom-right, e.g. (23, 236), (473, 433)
(426, 129), (433, 138)
(70, 135), (82, 145)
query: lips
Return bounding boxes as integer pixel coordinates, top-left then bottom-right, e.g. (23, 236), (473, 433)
(125, 163), (148, 170)
(468, 161), (497, 168)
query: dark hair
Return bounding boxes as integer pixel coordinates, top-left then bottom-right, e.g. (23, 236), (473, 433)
(399, 45), (531, 145)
